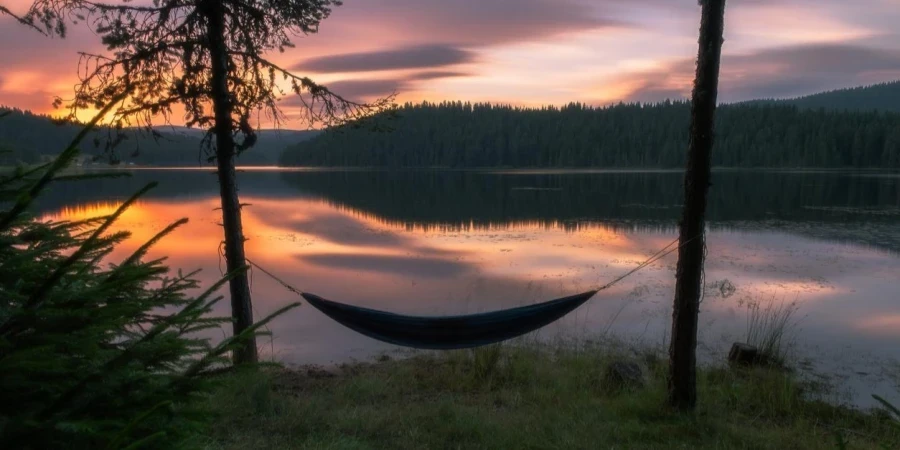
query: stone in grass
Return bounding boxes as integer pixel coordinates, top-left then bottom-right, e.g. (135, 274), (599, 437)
(305, 365), (338, 378)
(603, 360), (646, 392)
(728, 342), (769, 367)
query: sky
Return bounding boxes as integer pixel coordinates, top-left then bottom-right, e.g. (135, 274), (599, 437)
(2, 0), (900, 125)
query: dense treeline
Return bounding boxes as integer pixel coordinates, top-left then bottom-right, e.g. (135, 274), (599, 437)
(0, 107), (314, 166)
(280, 101), (900, 168)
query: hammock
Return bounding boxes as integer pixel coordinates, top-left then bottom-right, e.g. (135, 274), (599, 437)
(250, 236), (685, 350)
(301, 290), (598, 350)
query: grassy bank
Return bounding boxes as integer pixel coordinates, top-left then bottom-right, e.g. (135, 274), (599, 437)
(202, 344), (899, 450)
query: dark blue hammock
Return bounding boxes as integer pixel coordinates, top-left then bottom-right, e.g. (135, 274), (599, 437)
(300, 290), (598, 350)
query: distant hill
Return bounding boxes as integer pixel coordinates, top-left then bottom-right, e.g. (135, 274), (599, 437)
(0, 108), (200, 166)
(148, 126), (318, 165)
(0, 107), (315, 166)
(745, 81), (900, 113)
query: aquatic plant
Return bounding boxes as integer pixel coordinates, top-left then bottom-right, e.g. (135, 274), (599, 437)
(744, 297), (801, 366)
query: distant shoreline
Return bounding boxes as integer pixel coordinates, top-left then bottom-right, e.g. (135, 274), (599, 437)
(67, 165), (900, 174)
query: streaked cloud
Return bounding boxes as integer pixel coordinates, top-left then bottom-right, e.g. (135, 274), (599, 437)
(296, 45), (476, 73)
(411, 71), (471, 81)
(282, 71), (471, 105)
(311, 0), (623, 49)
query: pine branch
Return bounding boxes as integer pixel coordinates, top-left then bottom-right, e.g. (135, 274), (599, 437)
(0, 4), (47, 35)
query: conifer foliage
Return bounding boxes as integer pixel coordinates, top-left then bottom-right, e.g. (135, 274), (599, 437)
(0, 125), (298, 448)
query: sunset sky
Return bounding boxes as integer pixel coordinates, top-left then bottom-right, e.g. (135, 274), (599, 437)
(2, 0), (900, 125)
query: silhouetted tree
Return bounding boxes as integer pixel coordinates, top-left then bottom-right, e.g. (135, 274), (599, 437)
(667, 0), (727, 411)
(24, 0), (392, 363)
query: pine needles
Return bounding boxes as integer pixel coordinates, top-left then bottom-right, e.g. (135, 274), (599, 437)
(0, 120), (298, 449)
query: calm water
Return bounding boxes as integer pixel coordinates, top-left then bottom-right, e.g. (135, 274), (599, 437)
(38, 168), (900, 408)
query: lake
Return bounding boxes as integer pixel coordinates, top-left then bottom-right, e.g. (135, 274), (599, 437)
(37, 168), (900, 408)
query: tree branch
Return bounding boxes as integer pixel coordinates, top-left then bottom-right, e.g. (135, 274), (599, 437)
(0, 3), (47, 35)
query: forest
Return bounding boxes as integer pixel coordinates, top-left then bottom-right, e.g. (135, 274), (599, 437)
(280, 100), (900, 168)
(7, 81), (900, 170)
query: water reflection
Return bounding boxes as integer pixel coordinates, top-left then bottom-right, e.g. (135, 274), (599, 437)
(37, 168), (900, 408)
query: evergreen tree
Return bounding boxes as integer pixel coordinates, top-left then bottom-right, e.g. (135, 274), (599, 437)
(24, 0), (391, 363)
(0, 117), (298, 448)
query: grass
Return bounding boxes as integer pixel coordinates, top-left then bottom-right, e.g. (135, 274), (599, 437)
(200, 343), (899, 450)
(744, 298), (801, 366)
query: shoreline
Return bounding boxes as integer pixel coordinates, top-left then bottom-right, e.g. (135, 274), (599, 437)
(204, 344), (900, 449)
(61, 165), (900, 173)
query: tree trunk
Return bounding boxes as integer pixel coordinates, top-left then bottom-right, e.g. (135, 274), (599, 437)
(667, 0), (726, 411)
(205, 1), (257, 364)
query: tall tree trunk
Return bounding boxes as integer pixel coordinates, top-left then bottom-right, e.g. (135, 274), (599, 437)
(205, 1), (257, 364)
(667, 0), (726, 411)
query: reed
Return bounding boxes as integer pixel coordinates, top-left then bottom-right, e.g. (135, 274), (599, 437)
(745, 297), (801, 366)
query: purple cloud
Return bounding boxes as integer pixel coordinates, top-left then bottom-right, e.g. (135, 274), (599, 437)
(318, 0), (623, 47)
(620, 43), (900, 103)
(297, 44), (475, 73)
(410, 71), (471, 81)
(320, 79), (403, 100)
(281, 71), (472, 104)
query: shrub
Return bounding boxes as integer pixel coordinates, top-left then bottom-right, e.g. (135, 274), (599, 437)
(0, 136), (296, 448)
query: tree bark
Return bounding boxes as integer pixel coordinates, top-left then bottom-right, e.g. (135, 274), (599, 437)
(667, 0), (726, 411)
(205, 1), (257, 364)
